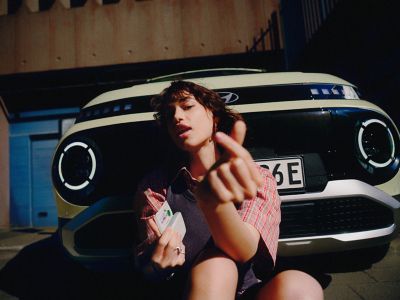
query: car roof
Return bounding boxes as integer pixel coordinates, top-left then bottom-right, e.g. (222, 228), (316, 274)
(146, 68), (266, 82)
(85, 71), (354, 108)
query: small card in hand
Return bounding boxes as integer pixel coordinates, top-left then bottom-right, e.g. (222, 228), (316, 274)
(154, 201), (173, 234)
(154, 202), (186, 238)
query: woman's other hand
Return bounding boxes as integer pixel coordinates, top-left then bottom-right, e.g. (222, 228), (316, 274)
(148, 217), (186, 270)
(196, 120), (263, 206)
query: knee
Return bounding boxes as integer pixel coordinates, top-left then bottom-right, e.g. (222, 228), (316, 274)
(258, 270), (323, 300)
(190, 254), (238, 287)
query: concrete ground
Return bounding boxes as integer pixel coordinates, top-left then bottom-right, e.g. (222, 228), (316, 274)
(0, 228), (399, 300)
(323, 238), (400, 300)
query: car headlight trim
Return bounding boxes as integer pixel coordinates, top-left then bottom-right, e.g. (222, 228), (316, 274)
(58, 141), (97, 191)
(357, 118), (395, 168)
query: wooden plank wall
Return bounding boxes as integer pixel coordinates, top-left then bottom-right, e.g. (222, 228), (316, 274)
(0, 0), (279, 75)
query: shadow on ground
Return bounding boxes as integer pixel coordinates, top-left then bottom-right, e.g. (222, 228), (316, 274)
(0, 233), (142, 300)
(275, 244), (389, 289)
(0, 233), (389, 299)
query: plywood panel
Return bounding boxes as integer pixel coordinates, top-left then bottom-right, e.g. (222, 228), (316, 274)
(263, 0), (282, 49)
(151, 0), (183, 61)
(115, 0), (144, 63)
(180, 0), (215, 57)
(0, 15), (16, 74)
(237, 0), (280, 51)
(246, 0), (269, 50)
(74, 0), (120, 67)
(48, 0), (76, 69)
(115, 0), (183, 65)
(119, 0), (161, 63)
(230, 0), (259, 52)
(216, 0), (272, 54)
(0, 0), (281, 74)
(15, 4), (51, 72)
(180, 0), (271, 58)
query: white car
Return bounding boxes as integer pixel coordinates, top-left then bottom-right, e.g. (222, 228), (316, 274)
(51, 69), (400, 267)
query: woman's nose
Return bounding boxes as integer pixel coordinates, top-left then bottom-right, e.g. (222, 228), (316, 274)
(173, 107), (184, 122)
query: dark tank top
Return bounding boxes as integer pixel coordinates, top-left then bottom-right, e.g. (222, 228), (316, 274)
(166, 174), (260, 295)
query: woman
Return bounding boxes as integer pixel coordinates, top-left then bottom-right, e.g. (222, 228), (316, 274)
(134, 81), (323, 299)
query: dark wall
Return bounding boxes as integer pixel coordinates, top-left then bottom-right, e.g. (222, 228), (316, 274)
(283, 0), (400, 125)
(291, 0), (400, 127)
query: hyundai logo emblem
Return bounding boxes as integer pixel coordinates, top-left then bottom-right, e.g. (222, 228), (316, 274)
(218, 92), (239, 104)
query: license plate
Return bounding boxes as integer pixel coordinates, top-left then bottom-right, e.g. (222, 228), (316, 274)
(255, 157), (305, 192)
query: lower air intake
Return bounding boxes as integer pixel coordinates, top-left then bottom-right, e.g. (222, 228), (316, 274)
(280, 197), (394, 238)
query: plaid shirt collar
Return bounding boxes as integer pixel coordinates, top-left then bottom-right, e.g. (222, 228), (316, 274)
(171, 167), (200, 192)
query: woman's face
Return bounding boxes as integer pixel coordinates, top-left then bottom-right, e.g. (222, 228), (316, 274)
(166, 93), (215, 153)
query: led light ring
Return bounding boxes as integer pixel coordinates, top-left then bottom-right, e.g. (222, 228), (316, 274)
(357, 119), (395, 168)
(58, 141), (97, 190)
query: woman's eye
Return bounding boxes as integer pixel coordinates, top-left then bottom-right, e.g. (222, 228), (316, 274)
(183, 105), (194, 110)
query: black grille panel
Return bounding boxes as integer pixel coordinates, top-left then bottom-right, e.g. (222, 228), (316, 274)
(280, 197), (394, 238)
(74, 212), (136, 252)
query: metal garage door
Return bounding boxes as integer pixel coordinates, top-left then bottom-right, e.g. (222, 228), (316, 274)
(31, 138), (58, 227)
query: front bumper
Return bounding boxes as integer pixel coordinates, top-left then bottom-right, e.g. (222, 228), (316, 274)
(278, 179), (400, 256)
(59, 180), (400, 266)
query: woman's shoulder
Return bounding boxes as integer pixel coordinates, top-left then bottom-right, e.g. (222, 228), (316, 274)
(255, 164), (279, 198)
(134, 167), (170, 213)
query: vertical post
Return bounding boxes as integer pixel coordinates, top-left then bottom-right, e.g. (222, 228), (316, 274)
(261, 28), (266, 51)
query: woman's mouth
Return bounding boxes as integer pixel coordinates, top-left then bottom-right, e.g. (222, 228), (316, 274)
(176, 126), (191, 139)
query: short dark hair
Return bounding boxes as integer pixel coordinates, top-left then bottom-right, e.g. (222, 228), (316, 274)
(151, 80), (242, 135)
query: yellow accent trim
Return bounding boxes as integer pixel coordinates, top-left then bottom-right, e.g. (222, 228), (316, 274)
(85, 72), (353, 107)
(60, 112), (154, 143)
(61, 99), (391, 143)
(53, 189), (88, 219)
(376, 169), (400, 196)
(232, 99), (387, 116)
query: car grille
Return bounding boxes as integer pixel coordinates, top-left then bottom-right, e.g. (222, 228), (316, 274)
(280, 197), (394, 238)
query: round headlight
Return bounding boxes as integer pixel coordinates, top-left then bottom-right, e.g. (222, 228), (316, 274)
(357, 119), (395, 168)
(58, 141), (97, 190)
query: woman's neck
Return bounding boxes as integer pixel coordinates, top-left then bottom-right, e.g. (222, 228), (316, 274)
(189, 142), (219, 181)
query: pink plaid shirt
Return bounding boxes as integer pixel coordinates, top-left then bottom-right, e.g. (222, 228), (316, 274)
(135, 165), (281, 263)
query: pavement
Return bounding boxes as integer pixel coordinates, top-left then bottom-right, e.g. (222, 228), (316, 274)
(0, 227), (399, 300)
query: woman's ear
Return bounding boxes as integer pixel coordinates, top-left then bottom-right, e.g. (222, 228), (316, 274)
(213, 116), (219, 133)
(209, 117), (219, 143)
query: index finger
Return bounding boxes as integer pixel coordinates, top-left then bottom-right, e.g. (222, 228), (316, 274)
(214, 132), (263, 186)
(229, 120), (246, 146)
(149, 217), (161, 238)
(215, 131), (248, 159)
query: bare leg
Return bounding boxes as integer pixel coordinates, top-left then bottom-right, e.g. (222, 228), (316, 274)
(187, 247), (238, 300)
(255, 270), (323, 300)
